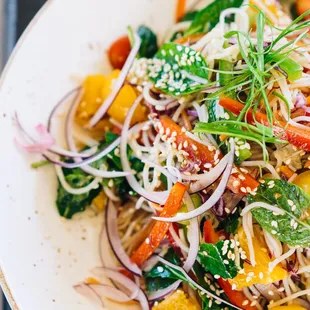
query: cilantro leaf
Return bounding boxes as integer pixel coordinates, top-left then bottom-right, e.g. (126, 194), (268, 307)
(137, 25), (158, 58)
(198, 241), (239, 279)
(248, 179), (310, 247)
(185, 0), (244, 36)
(148, 43), (208, 96)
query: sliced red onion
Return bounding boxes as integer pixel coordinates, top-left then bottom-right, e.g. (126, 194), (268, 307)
(143, 84), (175, 107)
(88, 284), (131, 303)
(292, 116), (310, 123)
(155, 256), (242, 310)
(88, 34), (141, 128)
(73, 282), (104, 307)
(64, 84), (129, 178)
(120, 94), (169, 205)
(47, 87), (81, 131)
(187, 110), (199, 117)
(301, 105), (310, 113)
(43, 137), (121, 169)
(54, 164), (101, 195)
(152, 139), (234, 222)
(106, 200), (142, 276)
(91, 267), (149, 310)
(295, 91), (307, 108)
(14, 111), (96, 159)
(186, 153), (230, 191)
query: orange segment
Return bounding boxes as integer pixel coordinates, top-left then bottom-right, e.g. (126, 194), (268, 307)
(229, 227), (287, 290)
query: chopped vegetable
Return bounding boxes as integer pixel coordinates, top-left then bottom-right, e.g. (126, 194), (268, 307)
(108, 35), (131, 69)
(293, 171), (310, 195)
(185, 0), (244, 36)
(104, 70), (147, 124)
(198, 240), (239, 279)
(153, 290), (200, 310)
(229, 227), (287, 290)
(248, 179), (310, 247)
(176, 0), (187, 22)
(203, 220), (256, 310)
(137, 25), (158, 58)
(219, 97), (310, 152)
(296, 0), (310, 19)
(130, 182), (187, 267)
(148, 43), (209, 96)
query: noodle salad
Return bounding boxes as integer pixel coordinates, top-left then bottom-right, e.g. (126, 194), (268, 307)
(15, 0), (310, 309)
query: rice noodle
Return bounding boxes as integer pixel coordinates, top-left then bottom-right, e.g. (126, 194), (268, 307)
(241, 202), (285, 217)
(269, 248), (295, 272)
(263, 230), (283, 258)
(268, 289), (310, 308)
(241, 160), (280, 179)
(242, 212), (256, 266)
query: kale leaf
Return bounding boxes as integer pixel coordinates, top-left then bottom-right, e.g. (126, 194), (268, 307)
(198, 240), (239, 279)
(185, 0), (244, 36)
(248, 179), (310, 247)
(138, 25), (158, 58)
(148, 43), (208, 96)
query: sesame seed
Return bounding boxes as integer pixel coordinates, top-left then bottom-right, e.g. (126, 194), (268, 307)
(232, 284), (237, 290)
(242, 300), (249, 306)
(250, 301), (257, 306)
(192, 144), (198, 151)
(225, 208), (230, 213)
(259, 272), (264, 279)
(157, 266), (164, 272)
(240, 187), (247, 193)
(145, 238), (150, 244)
(214, 275), (220, 279)
(293, 222), (298, 230)
(268, 290), (274, 296)
(246, 276), (252, 283)
(271, 230), (277, 235)
(288, 200), (294, 206)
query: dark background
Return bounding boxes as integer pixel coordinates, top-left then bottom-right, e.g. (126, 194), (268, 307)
(2, 1), (46, 308)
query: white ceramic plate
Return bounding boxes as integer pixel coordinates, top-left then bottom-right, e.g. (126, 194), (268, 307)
(0, 0), (204, 309)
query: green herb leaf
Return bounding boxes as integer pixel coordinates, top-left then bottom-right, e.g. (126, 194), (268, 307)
(137, 25), (158, 58)
(248, 179), (310, 247)
(218, 208), (241, 234)
(185, 0), (244, 36)
(144, 248), (183, 292)
(148, 43), (208, 96)
(181, 10), (198, 22)
(198, 241), (239, 279)
(56, 169), (102, 219)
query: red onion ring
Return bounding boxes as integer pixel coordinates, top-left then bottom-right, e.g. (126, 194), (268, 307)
(88, 284), (131, 303)
(152, 139), (234, 222)
(106, 200), (142, 276)
(91, 267), (149, 310)
(120, 94), (169, 205)
(73, 282), (105, 307)
(143, 84), (175, 107)
(88, 34), (142, 128)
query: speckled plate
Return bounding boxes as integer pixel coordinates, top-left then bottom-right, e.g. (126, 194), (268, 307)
(0, 0), (198, 309)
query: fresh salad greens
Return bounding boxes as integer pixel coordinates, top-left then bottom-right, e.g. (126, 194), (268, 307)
(137, 25), (159, 58)
(148, 43), (209, 95)
(248, 179), (310, 247)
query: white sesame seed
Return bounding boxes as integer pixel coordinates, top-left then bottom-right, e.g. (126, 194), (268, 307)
(231, 284), (237, 290)
(271, 230), (277, 235)
(242, 300), (249, 306)
(157, 266), (164, 272)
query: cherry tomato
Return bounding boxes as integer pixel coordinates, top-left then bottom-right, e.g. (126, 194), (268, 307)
(108, 36), (131, 69)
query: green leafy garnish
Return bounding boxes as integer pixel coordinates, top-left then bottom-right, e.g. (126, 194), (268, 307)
(198, 241), (239, 279)
(148, 43), (208, 96)
(185, 0), (244, 36)
(56, 168), (102, 219)
(137, 25), (158, 58)
(248, 179), (310, 247)
(31, 160), (50, 169)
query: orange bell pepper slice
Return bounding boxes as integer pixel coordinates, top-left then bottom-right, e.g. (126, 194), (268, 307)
(156, 116), (259, 195)
(130, 182), (187, 267)
(219, 97), (310, 152)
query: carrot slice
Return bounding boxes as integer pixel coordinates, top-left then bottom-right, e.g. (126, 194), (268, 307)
(130, 182), (187, 267)
(176, 0), (186, 22)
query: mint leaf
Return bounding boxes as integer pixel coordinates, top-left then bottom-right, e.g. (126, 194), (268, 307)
(248, 179), (310, 247)
(198, 241), (239, 279)
(185, 0), (244, 36)
(148, 43), (208, 96)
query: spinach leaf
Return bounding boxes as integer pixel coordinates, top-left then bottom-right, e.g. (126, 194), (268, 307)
(198, 240), (239, 279)
(181, 10), (198, 22)
(137, 25), (158, 58)
(144, 248), (183, 292)
(185, 0), (244, 36)
(148, 43), (208, 96)
(56, 168), (102, 219)
(248, 179), (310, 247)
(56, 132), (118, 219)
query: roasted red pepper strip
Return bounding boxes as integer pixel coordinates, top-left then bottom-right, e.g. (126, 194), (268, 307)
(203, 220), (256, 310)
(155, 116), (259, 195)
(130, 182), (187, 267)
(219, 97), (310, 152)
